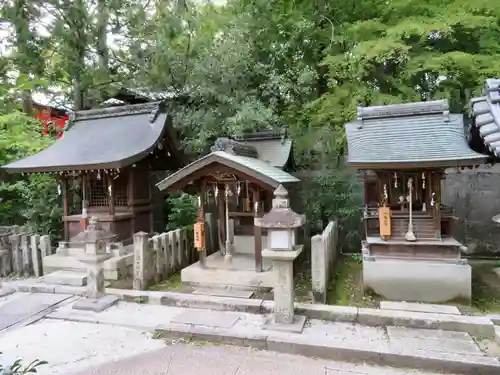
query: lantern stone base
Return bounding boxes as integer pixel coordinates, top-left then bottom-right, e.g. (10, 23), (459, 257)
(72, 295), (119, 312)
(363, 257), (471, 303)
(262, 314), (306, 333)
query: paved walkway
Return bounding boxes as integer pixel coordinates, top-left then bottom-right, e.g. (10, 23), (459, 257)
(0, 291), (490, 375)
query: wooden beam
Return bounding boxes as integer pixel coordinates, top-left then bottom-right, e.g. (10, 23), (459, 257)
(253, 186), (263, 273)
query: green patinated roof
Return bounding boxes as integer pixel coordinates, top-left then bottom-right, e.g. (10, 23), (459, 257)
(345, 99), (486, 168)
(156, 150), (299, 191)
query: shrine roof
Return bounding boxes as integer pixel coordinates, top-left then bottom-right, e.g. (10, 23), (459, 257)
(471, 79), (500, 157)
(3, 102), (182, 173)
(156, 150), (299, 192)
(232, 130), (293, 168)
(345, 99), (486, 168)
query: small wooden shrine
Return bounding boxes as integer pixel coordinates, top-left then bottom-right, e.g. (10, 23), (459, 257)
(156, 130), (298, 287)
(345, 99), (486, 302)
(2, 102), (186, 243)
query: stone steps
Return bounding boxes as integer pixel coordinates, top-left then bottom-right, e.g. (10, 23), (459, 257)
(43, 270), (88, 286)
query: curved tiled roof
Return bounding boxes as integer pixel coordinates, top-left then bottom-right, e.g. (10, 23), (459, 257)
(345, 99), (485, 168)
(2, 102), (181, 173)
(156, 151), (299, 192)
(471, 79), (500, 157)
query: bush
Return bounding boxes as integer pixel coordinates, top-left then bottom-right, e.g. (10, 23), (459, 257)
(165, 193), (198, 232)
(0, 353), (47, 374)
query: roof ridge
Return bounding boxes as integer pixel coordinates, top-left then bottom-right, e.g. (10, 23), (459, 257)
(73, 102), (163, 121)
(357, 99), (449, 121)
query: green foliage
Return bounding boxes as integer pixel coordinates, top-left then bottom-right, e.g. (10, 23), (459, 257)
(2, 0), (500, 246)
(0, 112), (62, 238)
(165, 193), (198, 232)
(0, 353), (48, 375)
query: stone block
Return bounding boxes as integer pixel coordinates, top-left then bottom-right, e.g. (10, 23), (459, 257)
(16, 283), (55, 294)
(43, 270), (87, 286)
(363, 258), (472, 303)
(72, 295), (119, 312)
(262, 314), (306, 333)
(380, 301), (462, 315)
(160, 292), (264, 313)
(295, 303), (359, 322)
(170, 309), (240, 328)
(495, 326), (500, 346)
(357, 307), (495, 338)
(0, 288), (14, 298)
(487, 314), (500, 325)
(192, 287), (254, 299)
(156, 322), (268, 349)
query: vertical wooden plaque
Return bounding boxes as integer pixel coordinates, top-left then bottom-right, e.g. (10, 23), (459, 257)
(378, 207), (391, 239)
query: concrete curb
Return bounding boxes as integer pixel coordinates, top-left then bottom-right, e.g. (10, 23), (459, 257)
(155, 324), (500, 375)
(4, 281), (496, 338)
(0, 287), (15, 298)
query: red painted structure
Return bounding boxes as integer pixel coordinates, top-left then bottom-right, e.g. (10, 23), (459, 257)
(33, 103), (69, 138)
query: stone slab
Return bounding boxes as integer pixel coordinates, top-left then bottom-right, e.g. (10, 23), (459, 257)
(192, 287), (254, 299)
(44, 270), (88, 286)
(72, 295), (119, 313)
(0, 288), (14, 298)
(488, 315), (500, 325)
(380, 301), (462, 315)
(262, 314), (307, 333)
(495, 326), (500, 346)
(387, 326), (473, 342)
(357, 307), (495, 338)
(170, 309), (240, 328)
(155, 321), (500, 375)
(0, 293), (72, 331)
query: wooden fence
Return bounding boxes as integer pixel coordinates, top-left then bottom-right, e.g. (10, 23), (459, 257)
(310, 221), (339, 304)
(133, 228), (198, 290)
(0, 226), (51, 278)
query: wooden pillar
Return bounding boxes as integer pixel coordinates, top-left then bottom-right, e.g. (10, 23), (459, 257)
(253, 186), (263, 272)
(431, 171), (441, 239)
(81, 173), (89, 230)
(198, 181), (207, 267)
(61, 177), (69, 241)
(127, 170), (135, 236)
(217, 185), (225, 251)
(107, 174), (115, 217)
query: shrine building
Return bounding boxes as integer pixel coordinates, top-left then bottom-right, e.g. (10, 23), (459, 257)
(345, 99), (486, 302)
(2, 102), (186, 243)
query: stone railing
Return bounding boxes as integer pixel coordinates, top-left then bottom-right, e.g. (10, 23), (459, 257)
(0, 227), (52, 278)
(311, 221), (339, 304)
(132, 228), (197, 290)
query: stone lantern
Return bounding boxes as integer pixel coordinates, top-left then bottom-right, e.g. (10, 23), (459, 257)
(72, 217), (119, 312)
(255, 185), (306, 332)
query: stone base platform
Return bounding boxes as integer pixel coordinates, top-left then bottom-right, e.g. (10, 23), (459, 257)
(72, 295), (119, 312)
(363, 257), (471, 303)
(262, 314), (307, 333)
(43, 252), (133, 281)
(43, 270), (88, 286)
(181, 252), (274, 289)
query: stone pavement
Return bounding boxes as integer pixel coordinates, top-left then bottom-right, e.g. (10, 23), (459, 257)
(1, 290), (499, 375)
(0, 292), (454, 375)
(69, 343), (454, 375)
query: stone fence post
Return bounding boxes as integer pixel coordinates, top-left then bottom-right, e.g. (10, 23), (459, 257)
(20, 233), (32, 276)
(39, 235), (52, 257)
(9, 234), (22, 274)
(0, 235), (11, 277)
(133, 232), (154, 290)
(30, 235), (43, 277)
(311, 221), (339, 304)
